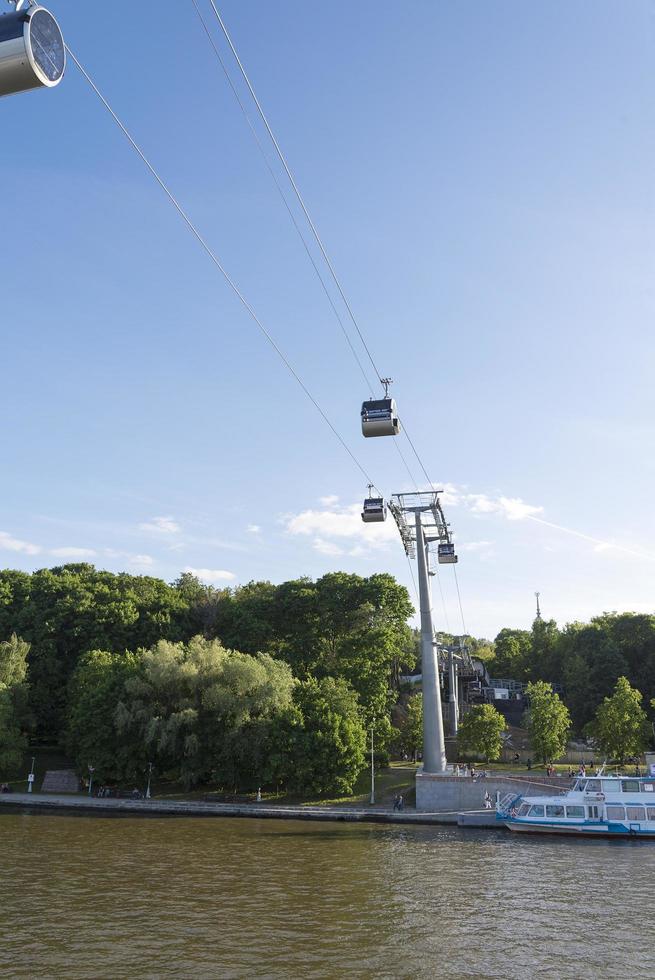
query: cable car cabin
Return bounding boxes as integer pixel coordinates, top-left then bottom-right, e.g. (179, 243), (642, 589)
(361, 497), (387, 523)
(0, 5), (65, 99)
(437, 543), (458, 564)
(361, 398), (400, 438)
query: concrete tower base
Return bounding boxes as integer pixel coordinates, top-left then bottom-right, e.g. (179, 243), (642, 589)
(415, 768), (458, 812)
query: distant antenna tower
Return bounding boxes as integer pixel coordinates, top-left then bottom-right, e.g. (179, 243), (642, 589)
(535, 591), (542, 620)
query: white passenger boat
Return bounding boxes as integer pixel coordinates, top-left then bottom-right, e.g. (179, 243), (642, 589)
(497, 770), (655, 838)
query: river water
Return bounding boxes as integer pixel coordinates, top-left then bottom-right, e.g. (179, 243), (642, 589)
(1, 811), (653, 979)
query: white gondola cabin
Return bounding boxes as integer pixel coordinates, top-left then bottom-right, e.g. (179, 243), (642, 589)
(0, 4), (65, 99)
(361, 493), (387, 523)
(438, 543), (458, 564)
(361, 397), (400, 438)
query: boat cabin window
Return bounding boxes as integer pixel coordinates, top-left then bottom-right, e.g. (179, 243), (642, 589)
(626, 806), (645, 821)
(566, 806), (585, 818)
(573, 780), (585, 791)
(606, 805), (625, 820)
(621, 780), (640, 793)
(528, 805), (545, 817)
(647, 808), (655, 820)
(643, 782), (655, 792)
(517, 804), (531, 816)
(602, 780), (617, 793)
(585, 779), (601, 792)
(587, 806), (600, 819)
(545, 805), (565, 817)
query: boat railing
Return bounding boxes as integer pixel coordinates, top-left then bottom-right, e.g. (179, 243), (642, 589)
(496, 792), (522, 817)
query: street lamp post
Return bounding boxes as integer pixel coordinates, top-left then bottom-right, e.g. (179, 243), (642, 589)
(88, 765), (95, 797)
(369, 721), (375, 805)
(27, 755), (35, 793)
(145, 762), (153, 800)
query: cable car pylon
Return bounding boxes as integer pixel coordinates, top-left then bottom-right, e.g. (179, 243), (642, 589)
(388, 491), (459, 792)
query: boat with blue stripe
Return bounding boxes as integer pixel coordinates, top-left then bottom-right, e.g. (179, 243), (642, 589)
(497, 769), (655, 838)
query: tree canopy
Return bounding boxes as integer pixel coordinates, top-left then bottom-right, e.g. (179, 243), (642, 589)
(457, 704), (506, 761)
(3, 560), (655, 789)
(0, 565), (413, 749)
(524, 681), (571, 763)
(0, 634), (30, 775)
(587, 676), (650, 763)
(484, 612), (655, 734)
(66, 636), (368, 794)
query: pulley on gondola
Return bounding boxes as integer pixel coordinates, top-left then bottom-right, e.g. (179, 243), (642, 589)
(0, 1), (65, 99)
(361, 485), (387, 523)
(361, 378), (400, 438)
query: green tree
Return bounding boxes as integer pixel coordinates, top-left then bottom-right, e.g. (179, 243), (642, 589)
(528, 618), (560, 681)
(67, 648), (142, 782)
(594, 612), (655, 709)
(287, 676), (367, 795)
(0, 634), (31, 775)
(524, 681), (571, 763)
(67, 636), (297, 789)
(1, 564), (194, 738)
(557, 622), (628, 729)
(588, 676), (650, 763)
(491, 628), (531, 680)
(215, 571), (414, 752)
(117, 636), (297, 789)
(399, 692), (423, 758)
(457, 704), (506, 761)
(467, 637), (495, 662)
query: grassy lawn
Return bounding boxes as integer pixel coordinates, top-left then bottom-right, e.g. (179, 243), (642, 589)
(153, 764), (419, 808)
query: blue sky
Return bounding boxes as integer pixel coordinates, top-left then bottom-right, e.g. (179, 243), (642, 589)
(1, 0), (654, 638)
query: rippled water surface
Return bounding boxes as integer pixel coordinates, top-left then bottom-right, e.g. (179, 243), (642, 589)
(1, 811), (653, 978)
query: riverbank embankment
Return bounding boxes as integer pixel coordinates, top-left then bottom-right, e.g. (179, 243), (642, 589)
(0, 792), (499, 828)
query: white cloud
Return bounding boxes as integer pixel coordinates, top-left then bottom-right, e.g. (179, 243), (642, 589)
(129, 554), (154, 567)
(286, 503), (396, 543)
(467, 493), (543, 520)
(448, 489), (544, 522)
(319, 494), (339, 506)
(49, 547), (96, 559)
(497, 497), (545, 521)
(246, 524), (261, 534)
(0, 531), (41, 555)
(138, 516), (181, 534)
(449, 485), (655, 562)
(440, 483), (463, 508)
(285, 501), (397, 559)
(313, 538), (344, 556)
(184, 566), (236, 583)
(460, 540), (493, 552)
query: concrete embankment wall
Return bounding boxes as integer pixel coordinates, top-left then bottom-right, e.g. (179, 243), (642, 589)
(0, 792), (499, 828)
(416, 773), (569, 812)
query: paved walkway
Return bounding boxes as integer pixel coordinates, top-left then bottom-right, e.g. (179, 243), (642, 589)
(0, 792), (500, 828)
